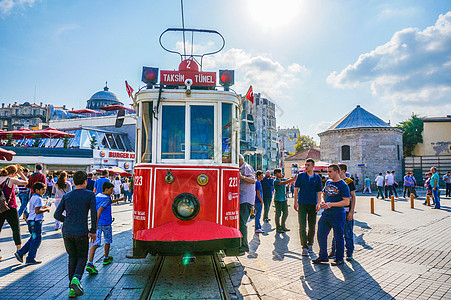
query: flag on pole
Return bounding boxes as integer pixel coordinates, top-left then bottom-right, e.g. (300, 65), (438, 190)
(245, 85), (254, 103)
(125, 80), (134, 98)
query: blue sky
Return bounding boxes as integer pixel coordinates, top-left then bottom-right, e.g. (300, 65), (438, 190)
(1, 0), (450, 140)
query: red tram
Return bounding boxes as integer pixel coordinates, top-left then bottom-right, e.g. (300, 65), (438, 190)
(131, 30), (242, 256)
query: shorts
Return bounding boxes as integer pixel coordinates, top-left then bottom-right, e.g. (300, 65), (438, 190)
(94, 225), (113, 246)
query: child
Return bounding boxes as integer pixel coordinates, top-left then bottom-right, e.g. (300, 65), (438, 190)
(273, 168), (297, 233)
(86, 182), (124, 274)
(54, 171), (97, 298)
(15, 182), (50, 265)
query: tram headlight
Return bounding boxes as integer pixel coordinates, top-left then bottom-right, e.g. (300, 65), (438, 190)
(172, 193), (200, 221)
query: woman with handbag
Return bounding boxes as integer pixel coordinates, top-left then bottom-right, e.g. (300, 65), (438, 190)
(52, 171), (72, 230)
(0, 165), (28, 256)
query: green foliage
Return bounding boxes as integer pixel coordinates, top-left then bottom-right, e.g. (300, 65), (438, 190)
(90, 135), (98, 150)
(397, 114), (424, 156)
(61, 135), (71, 149)
(32, 138), (41, 147)
(6, 133), (12, 146)
(294, 135), (317, 153)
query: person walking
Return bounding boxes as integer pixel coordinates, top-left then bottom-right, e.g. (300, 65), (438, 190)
(54, 171), (97, 298)
(375, 173), (385, 199)
(431, 167), (440, 209)
(238, 154), (256, 254)
(329, 164), (356, 262)
(385, 171), (395, 198)
(424, 172), (433, 205)
(293, 158), (322, 256)
(261, 171), (274, 222)
(312, 164), (350, 266)
(93, 170), (110, 194)
(0, 165), (28, 254)
(273, 168), (297, 233)
(52, 171), (72, 230)
(17, 168), (30, 220)
(254, 171), (264, 234)
(86, 173), (95, 191)
(15, 182), (50, 265)
(123, 178), (132, 202)
(403, 172), (414, 198)
(443, 171), (451, 197)
(410, 173), (418, 197)
(391, 170), (399, 198)
(113, 176), (122, 201)
(26, 164), (46, 193)
(362, 176), (371, 194)
(46, 175), (54, 198)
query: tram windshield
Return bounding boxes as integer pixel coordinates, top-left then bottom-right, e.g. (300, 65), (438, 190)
(162, 106), (185, 159)
(190, 105), (214, 159)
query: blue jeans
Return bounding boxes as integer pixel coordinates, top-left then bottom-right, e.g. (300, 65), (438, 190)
(17, 192), (30, 219)
(331, 215), (354, 257)
(433, 189), (440, 208)
(317, 212), (346, 261)
(124, 190), (132, 201)
(254, 202), (262, 230)
(18, 220), (42, 262)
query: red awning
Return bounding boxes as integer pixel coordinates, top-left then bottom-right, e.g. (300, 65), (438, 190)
(0, 147), (15, 161)
(99, 105), (135, 112)
(30, 128), (75, 139)
(69, 109), (102, 114)
(96, 166), (132, 177)
(0, 128), (74, 139)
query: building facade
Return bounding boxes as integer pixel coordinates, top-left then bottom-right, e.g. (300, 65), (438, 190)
(319, 105), (403, 183)
(240, 93), (279, 171)
(0, 102), (50, 130)
(278, 126), (300, 155)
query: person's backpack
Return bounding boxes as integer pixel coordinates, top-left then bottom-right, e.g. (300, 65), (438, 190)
(0, 178), (12, 214)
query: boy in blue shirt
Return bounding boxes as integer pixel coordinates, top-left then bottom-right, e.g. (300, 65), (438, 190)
(86, 181), (124, 274)
(254, 171), (264, 233)
(312, 164), (350, 266)
(93, 170), (110, 194)
(15, 182), (50, 265)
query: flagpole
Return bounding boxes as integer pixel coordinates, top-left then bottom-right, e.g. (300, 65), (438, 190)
(240, 85), (252, 107)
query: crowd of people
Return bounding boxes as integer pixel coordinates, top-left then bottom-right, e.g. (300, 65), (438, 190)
(238, 155), (449, 265)
(0, 164), (133, 298)
(238, 155), (355, 265)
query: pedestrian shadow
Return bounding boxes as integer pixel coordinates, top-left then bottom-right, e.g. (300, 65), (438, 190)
(355, 233), (373, 250)
(262, 222), (274, 236)
(300, 256), (392, 299)
(247, 233), (261, 258)
(354, 220), (371, 230)
(272, 233), (290, 261)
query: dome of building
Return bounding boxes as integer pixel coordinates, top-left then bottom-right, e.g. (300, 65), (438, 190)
(325, 105), (390, 132)
(86, 83), (123, 110)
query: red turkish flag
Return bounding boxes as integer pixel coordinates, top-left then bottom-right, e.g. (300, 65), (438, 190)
(125, 80), (134, 98)
(245, 86), (254, 103)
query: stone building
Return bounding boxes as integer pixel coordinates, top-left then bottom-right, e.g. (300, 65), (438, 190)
(318, 105), (403, 183)
(0, 101), (50, 130)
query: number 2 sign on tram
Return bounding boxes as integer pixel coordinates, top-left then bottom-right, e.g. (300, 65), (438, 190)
(130, 27), (244, 258)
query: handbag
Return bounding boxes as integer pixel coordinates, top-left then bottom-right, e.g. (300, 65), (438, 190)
(0, 178), (12, 214)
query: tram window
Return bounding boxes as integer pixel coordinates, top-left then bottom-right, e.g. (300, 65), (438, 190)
(162, 106), (185, 159)
(141, 102), (153, 162)
(190, 105), (214, 160)
(222, 103), (232, 163)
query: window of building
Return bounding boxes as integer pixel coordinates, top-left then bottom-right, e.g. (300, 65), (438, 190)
(397, 145), (400, 160)
(33, 110), (36, 115)
(191, 105), (214, 160)
(222, 103), (232, 163)
(341, 145), (350, 161)
(162, 106), (185, 159)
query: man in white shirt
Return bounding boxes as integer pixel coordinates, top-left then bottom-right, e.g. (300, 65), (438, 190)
(384, 170), (395, 198)
(375, 173), (385, 199)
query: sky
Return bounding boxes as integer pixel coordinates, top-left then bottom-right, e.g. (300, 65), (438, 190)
(1, 0), (451, 141)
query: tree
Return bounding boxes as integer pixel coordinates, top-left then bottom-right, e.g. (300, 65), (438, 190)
(294, 135), (317, 153)
(397, 114), (424, 156)
(61, 135), (71, 149)
(90, 135), (98, 150)
(32, 138), (41, 147)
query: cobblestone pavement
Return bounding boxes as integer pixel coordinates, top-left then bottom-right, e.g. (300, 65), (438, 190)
(0, 192), (450, 299)
(238, 191), (451, 300)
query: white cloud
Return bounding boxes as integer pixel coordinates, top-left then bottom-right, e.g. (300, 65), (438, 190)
(203, 48), (308, 101)
(0, 0), (38, 15)
(55, 24), (80, 38)
(327, 11), (451, 118)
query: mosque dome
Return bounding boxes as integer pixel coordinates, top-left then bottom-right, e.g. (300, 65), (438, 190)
(86, 82), (123, 110)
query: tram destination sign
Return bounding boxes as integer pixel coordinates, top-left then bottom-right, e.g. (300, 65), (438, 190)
(160, 70), (216, 86)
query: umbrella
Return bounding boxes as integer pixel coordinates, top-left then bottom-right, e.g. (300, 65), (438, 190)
(0, 129), (33, 139)
(97, 166), (132, 177)
(30, 128), (75, 139)
(0, 147), (16, 161)
(69, 108), (103, 114)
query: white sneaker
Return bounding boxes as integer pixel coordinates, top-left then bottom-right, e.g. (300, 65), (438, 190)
(255, 229), (264, 233)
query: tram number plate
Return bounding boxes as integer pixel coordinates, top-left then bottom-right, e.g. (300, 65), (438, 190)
(228, 177), (238, 187)
(134, 176), (143, 186)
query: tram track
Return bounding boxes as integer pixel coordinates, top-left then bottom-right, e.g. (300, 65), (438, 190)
(140, 252), (230, 300)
